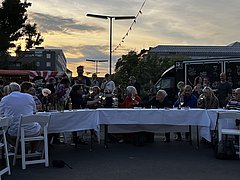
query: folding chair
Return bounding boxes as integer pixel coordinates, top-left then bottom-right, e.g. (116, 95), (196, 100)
(13, 114), (50, 169)
(0, 116), (12, 178)
(217, 111), (240, 158)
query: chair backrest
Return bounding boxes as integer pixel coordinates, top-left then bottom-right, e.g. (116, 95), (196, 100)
(217, 111), (240, 131)
(217, 111), (240, 121)
(20, 114), (50, 128)
(0, 116), (12, 132)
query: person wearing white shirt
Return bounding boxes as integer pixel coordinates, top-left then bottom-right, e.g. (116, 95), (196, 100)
(0, 82), (41, 150)
(101, 73), (115, 107)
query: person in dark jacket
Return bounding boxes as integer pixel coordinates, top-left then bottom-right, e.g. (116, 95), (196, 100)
(146, 90), (172, 142)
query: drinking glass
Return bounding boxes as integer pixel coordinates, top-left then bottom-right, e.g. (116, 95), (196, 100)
(89, 87), (93, 94)
(131, 95), (135, 101)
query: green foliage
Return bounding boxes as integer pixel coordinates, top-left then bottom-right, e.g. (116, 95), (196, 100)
(0, 0), (43, 54)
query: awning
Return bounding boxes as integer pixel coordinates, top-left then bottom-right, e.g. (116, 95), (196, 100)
(0, 70), (66, 81)
(0, 70), (30, 76)
(29, 71), (65, 80)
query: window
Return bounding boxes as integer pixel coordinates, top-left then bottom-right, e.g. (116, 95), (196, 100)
(46, 62), (51, 67)
(156, 77), (174, 90)
(36, 62), (40, 67)
(46, 53), (51, 59)
(35, 51), (43, 57)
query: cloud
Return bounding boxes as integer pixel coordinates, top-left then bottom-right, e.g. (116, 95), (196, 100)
(30, 12), (105, 34)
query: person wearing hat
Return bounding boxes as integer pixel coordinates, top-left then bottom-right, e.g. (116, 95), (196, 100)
(128, 76), (141, 95)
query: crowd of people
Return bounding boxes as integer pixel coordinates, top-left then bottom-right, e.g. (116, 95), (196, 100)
(0, 65), (240, 149)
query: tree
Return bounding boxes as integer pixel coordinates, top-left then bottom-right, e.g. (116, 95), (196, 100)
(113, 50), (184, 99)
(0, 0), (43, 68)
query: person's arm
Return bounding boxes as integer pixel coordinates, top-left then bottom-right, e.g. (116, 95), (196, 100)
(86, 98), (101, 106)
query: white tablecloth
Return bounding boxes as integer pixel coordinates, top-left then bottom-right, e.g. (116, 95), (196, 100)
(97, 108), (211, 141)
(37, 108), (225, 142)
(40, 109), (98, 133)
(206, 109), (239, 130)
(97, 108), (210, 125)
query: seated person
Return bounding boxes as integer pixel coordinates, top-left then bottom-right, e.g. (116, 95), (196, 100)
(86, 86), (102, 109)
(116, 86), (148, 146)
(113, 87), (124, 104)
(226, 88), (240, 110)
(174, 85), (198, 141)
(0, 82), (41, 152)
(146, 90), (172, 142)
(197, 86), (219, 109)
(119, 86), (142, 108)
(21, 81), (43, 111)
(70, 84), (86, 109)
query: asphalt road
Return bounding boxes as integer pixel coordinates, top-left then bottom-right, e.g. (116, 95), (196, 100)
(3, 137), (240, 180)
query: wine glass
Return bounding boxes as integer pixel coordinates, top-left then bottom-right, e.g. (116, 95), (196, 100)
(131, 95), (135, 101)
(102, 94), (106, 101)
(180, 98), (184, 107)
(89, 87), (93, 94)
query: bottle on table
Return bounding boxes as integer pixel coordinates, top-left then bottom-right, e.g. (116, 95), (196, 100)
(68, 98), (72, 111)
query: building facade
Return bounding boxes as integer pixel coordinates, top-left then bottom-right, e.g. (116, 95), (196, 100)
(147, 41), (240, 59)
(10, 47), (67, 72)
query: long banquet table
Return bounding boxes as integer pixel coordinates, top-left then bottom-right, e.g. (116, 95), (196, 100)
(38, 108), (232, 146)
(97, 108), (212, 146)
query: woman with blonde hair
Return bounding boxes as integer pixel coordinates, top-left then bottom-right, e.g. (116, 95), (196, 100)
(197, 86), (219, 109)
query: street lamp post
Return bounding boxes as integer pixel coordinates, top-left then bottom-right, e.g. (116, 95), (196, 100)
(86, 59), (108, 74)
(86, 13), (135, 75)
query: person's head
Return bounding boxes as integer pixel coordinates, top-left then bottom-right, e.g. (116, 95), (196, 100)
(9, 82), (21, 93)
(0, 79), (4, 87)
(183, 85), (192, 97)
(129, 76), (136, 84)
(20, 81), (35, 95)
(47, 77), (55, 85)
(126, 86), (137, 97)
(177, 81), (185, 90)
(105, 73), (111, 80)
(113, 87), (122, 96)
(92, 86), (100, 95)
(235, 88), (240, 101)
(203, 77), (210, 87)
(220, 72), (226, 82)
(3, 85), (10, 96)
(92, 73), (97, 79)
(194, 76), (202, 86)
(156, 90), (168, 103)
(60, 78), (70, 85)
(202, 86), (214, 98)
(77, 65), (84, 76)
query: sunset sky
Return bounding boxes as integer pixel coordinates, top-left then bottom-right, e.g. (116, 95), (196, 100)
(27, 0), (240, 76)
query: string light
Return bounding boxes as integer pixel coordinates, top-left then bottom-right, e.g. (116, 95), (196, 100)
(112, 0), (147, 53)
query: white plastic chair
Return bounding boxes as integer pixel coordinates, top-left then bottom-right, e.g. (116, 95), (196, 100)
(0, 116), (12, 178)
(217, 111), (240, 158)
(13, 114), (50, 169)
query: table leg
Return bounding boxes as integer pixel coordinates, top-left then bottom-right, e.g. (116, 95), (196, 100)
(90, 129), (93, 151)
(196, 125), (199, 149)
(189, 125), (192, 145)
(104, 125), (108, 149)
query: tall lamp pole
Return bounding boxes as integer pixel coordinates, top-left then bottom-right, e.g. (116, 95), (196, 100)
(86, 13), (135, 75)
(86, 59), (108, 74)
